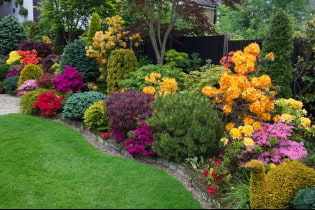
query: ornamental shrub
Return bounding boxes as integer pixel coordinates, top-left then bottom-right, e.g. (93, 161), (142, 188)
(106, 48), (138, 94)
(246, 159), (315, 209)
(181, 61), (224, 92)
(34, 90), (64, 116)
(119, 64), (182, 91)
(62, 91), (106, 120)
(164, 49), (202, 73)
(36, 73), (55, 89)
(0, 64), (10, 81)
(83, 100), (109, 131)
(18, 40), (52, 58)
(86, 12), (101, 45)
(147, 92), (225, 162)
(6, 64), (23, 78)
(292, 185), (315, 209)
(125, 120), (157, 157)
(20, 88), (50, 115)
(41, 54), (61, 73)
(258, 8), (294, 98)
(104, 89), (154, 142)
(17, 79), (38, 97)
(18, 49), (41, 65)
(0, 15), (27, 56)
(17, 64), (44, 87)
(53, 65), (84, 94)
(3, 76), (19, 92)
(59, 39), (100, 83)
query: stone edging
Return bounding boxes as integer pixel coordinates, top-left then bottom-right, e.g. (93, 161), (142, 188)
(49, 114), (222, 209)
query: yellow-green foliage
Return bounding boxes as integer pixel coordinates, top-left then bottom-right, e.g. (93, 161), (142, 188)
(86, 12), (101, 45)
(83, 100), (109, 131)
(20, 88), (50, 115)
(106, 49), (138, 94)
(18, 64), (43, 86)
(246, 159), (315, 209)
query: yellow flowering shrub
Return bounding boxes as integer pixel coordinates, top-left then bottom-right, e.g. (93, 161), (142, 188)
(6, 51), (22, 65)
(143, 72), (178, 96)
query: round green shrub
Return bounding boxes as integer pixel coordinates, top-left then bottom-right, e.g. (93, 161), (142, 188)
(3, 76), (19, 92)
(119, 64), (183, 91)
(59, 39), (100, 83)
(0, 15), (27, 56)
(292, 185), (315, 209)
(106, 48), (138, 94)
(20, 88), (50, 115)
(147, 92), (225, 162)
(0, 64), (11, 80)
(18, 64), (44, 87)
(83, 100), (109, 131)
(62, 91), (107, 120)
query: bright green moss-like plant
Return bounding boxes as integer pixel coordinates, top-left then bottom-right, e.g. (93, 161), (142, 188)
(245, 159), (315, 209)
(147, 92), (225, 162)
(106, 48), (138, 94)
(20, 88), (50, 115)
(83, 100), (109, 131)
(18, 64), (43, 87)
(62, 91), (106, 120)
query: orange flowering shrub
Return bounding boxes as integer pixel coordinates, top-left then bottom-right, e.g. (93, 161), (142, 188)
(143, 72), (178, 96)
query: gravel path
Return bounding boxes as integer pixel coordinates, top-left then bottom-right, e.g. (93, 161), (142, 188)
(0, 94), (21, 115)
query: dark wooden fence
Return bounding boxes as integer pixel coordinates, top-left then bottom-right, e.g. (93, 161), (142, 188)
(134, 35), (302, 65)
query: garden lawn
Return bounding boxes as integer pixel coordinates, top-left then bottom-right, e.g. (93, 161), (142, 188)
(0, 114), (202, 209)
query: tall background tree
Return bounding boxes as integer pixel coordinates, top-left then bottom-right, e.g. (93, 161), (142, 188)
(215, 0), (314, 40)
(118, 0), (218, 64)
(35, 0), (118, 47)
(258, 8), (294, 98)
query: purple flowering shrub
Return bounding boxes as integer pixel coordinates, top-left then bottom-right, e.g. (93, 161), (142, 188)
(237, 121), (307, 165)
(6, 64), (23, 78)
(104, 89), (154, 142)
(125, 120), (157, 156)
(53, 65), (84, 94)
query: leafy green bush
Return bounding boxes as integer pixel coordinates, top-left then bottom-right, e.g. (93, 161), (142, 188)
(18, 64), (44, 87)
(164, 49), (202, 73)
(147, 92), (225, 162)
(3, 76), (19, 92)
(181, 60), (224, 92)
(119, 64), (182, 91)
(0, 64), (10, 80)
(20, 88), (50, 115)
(292, 185), (315, 209)
(62, 91), (107, 120)
(0, 15), (27, 56)
(59, 39), (100, 83)
(106, 48), (138, 94)
(83, 100), (109, 131)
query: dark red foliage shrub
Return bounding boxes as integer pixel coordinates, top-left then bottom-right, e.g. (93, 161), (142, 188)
(33, 90), (64, 116)
(41, 54), (61, 73)
(37, 73), (56, 89)
(104, 89), (155, 142)
(18, 40), (52, 58)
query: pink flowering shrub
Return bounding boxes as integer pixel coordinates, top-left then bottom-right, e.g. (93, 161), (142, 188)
(237, 121), (307, 165)
(17, 79), (38, 97)
(53, 65), (84, 94)
(125, 120), (157, 156)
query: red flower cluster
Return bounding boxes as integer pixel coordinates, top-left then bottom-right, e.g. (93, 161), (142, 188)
(33, 90), (64, 116)
(219, 51), (234, 68)
(18, 49), (41, 65)
(102, 133), (110, 139)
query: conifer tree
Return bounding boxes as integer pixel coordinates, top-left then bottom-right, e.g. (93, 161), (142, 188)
(258, 8), (294, 98)
(86, 12), (101, 45)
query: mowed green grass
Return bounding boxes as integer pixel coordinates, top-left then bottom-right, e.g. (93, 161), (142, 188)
(0, 114), (202, 209)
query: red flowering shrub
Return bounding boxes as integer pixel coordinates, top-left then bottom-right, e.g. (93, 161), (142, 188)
(18, 40), (52, 58)
(33, 90), (64, 116)
(102, 133), (110, 139)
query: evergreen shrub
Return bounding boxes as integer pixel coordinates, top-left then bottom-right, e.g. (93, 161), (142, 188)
(62, 91), (106, 120)
(106, 48), (138, 94)
(0, 64), (10, 80)
(17, 64), (43, 87)
(147, 92), (225, 162)
(20, 88), (50, 115)
(292, 185), (315, 209)
(83, 100), (109, 131)
(3, 76), (19, 92)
